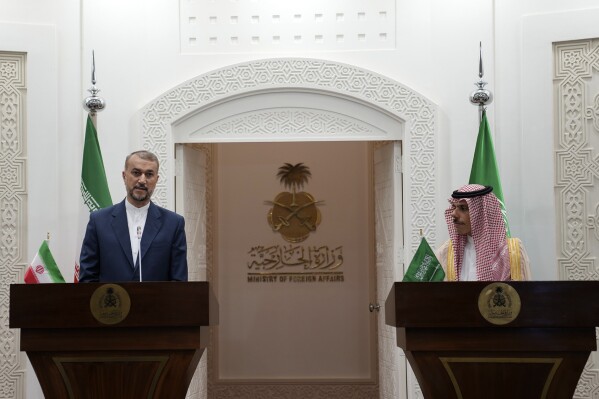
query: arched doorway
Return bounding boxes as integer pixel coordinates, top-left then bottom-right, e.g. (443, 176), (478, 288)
(140, 58), (438, 399)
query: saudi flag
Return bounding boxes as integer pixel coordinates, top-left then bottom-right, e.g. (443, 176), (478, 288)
(74, 114), (112, 282)
(469, 110), (511, 237)
(24, 241), (66, 284)
(402, 237), (445, 282)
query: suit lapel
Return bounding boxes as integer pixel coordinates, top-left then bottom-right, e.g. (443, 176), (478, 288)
(140, 202), (161, 261)
(111, 200), (134, 268)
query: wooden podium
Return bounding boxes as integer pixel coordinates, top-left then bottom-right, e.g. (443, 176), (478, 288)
(10, 282), (217, 399)
(385, 281), (599, 399)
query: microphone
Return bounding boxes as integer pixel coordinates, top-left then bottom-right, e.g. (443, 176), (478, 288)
(137, 226), (142, 282)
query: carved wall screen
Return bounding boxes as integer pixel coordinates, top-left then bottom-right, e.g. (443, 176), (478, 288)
(0, 52), (27, 399)
(554, 39), (599, 398)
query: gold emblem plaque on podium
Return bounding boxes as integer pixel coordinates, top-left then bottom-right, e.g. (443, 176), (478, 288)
(385, 281), (599, 399)
(10, 282), (217, 399)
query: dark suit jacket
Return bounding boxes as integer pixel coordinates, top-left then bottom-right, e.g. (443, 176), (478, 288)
(79, 199), (188, 282)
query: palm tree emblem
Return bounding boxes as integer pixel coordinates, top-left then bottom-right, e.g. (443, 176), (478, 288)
(267, 163), (322, 242)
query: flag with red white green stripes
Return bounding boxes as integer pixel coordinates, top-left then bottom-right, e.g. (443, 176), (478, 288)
(24, 240), (66, 284)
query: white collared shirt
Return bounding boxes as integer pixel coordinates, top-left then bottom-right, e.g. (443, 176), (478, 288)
(460, 235), (477, 281)
(125, 200), (150, 265)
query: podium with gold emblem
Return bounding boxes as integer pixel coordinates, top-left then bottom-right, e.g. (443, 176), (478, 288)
(385, 281), (599, 398)
(10, 282), (217, 399)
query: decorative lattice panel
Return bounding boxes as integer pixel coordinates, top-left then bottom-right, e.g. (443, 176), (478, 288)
(196, 109), (383, 138)
(554, 39), (599, 398)
(0, 52), (26, 399)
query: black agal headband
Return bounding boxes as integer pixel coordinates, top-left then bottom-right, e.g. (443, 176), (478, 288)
(451, 185), (493, 199)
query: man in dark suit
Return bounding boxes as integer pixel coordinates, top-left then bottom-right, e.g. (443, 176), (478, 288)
(79, 150), (188, 282)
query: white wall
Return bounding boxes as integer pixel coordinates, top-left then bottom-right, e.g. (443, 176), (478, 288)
(495, 0), (599, 280)
(6, 0), (597, 294)
(78, 0), (491, 248)
(1, 0), (82, 279)
(1, 0), (501, 269)
(3, 0), (599, 397)
(0, 3), (71, 395)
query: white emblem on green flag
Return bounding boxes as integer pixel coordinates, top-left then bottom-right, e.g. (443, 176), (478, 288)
(403, 237), (445, 282)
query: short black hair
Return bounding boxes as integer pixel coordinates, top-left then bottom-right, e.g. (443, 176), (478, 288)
(125, 150), (160, 172)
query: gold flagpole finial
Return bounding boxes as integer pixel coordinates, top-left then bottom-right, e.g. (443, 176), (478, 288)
(419, 229), (423, 237)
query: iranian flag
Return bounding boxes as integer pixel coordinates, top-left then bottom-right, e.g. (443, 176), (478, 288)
(24, 241), (66, 284)
(74, 114), (112, 282)
(469, 109), (511, 237)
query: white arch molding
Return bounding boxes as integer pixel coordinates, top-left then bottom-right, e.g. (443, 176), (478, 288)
(140, 58), (438, 398)
(141, 58), (438, 246)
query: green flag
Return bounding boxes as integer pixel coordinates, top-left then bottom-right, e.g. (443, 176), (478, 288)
(81, 115), (112, 211)
(468, 110), (511, 237)
(76, 114), (112, 282)
(403, 237), (445, 282)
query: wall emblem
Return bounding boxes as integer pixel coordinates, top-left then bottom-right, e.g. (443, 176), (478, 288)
(267, 163), (322, 242)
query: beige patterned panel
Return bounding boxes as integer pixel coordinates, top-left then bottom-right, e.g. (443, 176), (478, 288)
(0, 52), (27, 399)
(554, 39), (599, 398)
(373, 142), (406, 399)
(182, 144), (210, 399)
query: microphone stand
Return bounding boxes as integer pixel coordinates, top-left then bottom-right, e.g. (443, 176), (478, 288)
(137, 226), (143, 282)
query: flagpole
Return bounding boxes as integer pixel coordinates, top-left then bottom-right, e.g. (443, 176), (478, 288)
(467, 43), (512, 237)
(469, 42), (493, 123)
(428, 263), (442, 282)
(76, 51), (110, 283)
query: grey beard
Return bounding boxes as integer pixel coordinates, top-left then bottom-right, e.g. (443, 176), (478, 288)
(130, 187), (150, 202)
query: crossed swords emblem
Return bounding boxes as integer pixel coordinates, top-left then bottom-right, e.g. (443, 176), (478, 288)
(267, 199), (323, 231)
(267, 193), (322, 242)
